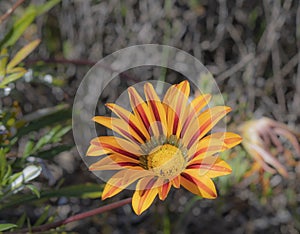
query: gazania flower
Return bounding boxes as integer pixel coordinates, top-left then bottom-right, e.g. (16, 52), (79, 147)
(87, 80), (242, 215)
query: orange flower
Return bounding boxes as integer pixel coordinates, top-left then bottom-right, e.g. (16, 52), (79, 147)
(87, 81), (242, 215)
(239, 117), (300, 178)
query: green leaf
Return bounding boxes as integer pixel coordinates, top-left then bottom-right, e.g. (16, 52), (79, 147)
(0, 150), (7, 181)
(33, 205), (50, 226)
(0, 183), (103, 210)
(36, 0), (61, 16)
(0, 48), (8, 77)
(0, 223), (17, 231)
(35, 144), (73, 160)
(2, 164), (12, 186)
(6, 66), (27, 74)
(7, 39), (41, 71)
(32, 125), (63, 152)
(0, 70), (26, 88)
(52, 125), (71, 142)
(13, 106), (71, 139)
(26, 184), (40, 198)
(16, 213), (27, 229)
(23, 140), (35, 158)
(0, 8), (36, 49)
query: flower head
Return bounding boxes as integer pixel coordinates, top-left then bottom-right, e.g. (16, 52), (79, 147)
(87, 80), (242, 215)
(239, 117), (300, 178)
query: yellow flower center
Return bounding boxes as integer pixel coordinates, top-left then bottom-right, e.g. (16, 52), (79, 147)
(147, 144), (185, 178)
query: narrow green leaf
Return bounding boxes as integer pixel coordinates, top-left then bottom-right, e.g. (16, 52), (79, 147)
(0, 151), (7, 181)
(34, 144), (73, 160)
(0, 70), (26, 88)
(6, 66), (27, 74)
(7, 39), (41, 71)
(16, 213), (27, 229)
(2, 164), (12, 186)
(0, 223), (17, 231)
(52, 125), (71, 142)
(36, 0), (61, 16)
(26, 184), (40, 198)
(23, 140), (35, 158)
(0, 48), (8, 77)
(0, 8), (36, 49)
(0, 183), (103, 210)
(13, 107), (71, 139)
(33, 205), (50, 226)
(32, 125), (61, 152)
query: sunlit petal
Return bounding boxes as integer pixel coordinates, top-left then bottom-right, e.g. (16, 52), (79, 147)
(181, 171), (217, 198)
(132, 177), (158, 215)
(187, 156), (232, 178)
(102, 170), (151, 200)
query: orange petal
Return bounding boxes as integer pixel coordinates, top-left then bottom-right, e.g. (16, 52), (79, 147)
(208, 132), (242, 149)
(197, 106), (231, 139)
(180, 94), (211, 138)
(86, 143), (110, 156)
(187, 132), (242, 161)
(132, 177), (158, 215)
(93, 116), (143, 144)
(91, 136), (141, 159)
(102, 170), (150, 200)
(88, 136), (141, 157)
(144, 83), (168, 136)
(158, 179), (171, 200)
(187, 137), (226, 162)
(89, 156), (123, 171)
(176, 80), (190, 98)
(184, 106), (231, 148)
(190, 94), (212, 113)
(89, 154), (141, 171)
(181, 171), (217, 198)
(106, 103), (150, 142)
(128, 86), (159, 137)
(170, 175), (181, 188)
(187, 156), (232, 178)
(163, 81), (190, 137)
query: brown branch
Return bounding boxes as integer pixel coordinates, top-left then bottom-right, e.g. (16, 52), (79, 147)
(25, 57), (140, 82)
(15, 197), (132, 233)
(0, 0), (26, 24)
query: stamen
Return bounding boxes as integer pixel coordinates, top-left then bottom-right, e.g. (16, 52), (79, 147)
(146, 144), (185, 178)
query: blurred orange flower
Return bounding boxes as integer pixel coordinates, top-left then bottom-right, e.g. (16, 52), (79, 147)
(239, 117), (300, 179)
(87, 81), (242, 215)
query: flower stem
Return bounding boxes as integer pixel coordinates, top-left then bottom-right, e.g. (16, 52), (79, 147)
(15, 198), (132, 233)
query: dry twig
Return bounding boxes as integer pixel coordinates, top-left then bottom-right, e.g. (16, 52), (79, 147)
(0, 0), (26, 25)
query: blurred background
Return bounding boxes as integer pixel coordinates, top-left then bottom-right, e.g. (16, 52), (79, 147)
(0, 0), (300, 233)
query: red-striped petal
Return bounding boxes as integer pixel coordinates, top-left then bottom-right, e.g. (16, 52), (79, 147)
(106, 103), (150, 142)
(144, 83), (168, 136)
(183, 106), (231, 148)
(186, 156), (232, 178)
(158, 179), (171, 200)
(181, 171), (217, 198)
(102, 170), (151, 200)
(132, 177), (158, 215)
(128, 86), (158, 137)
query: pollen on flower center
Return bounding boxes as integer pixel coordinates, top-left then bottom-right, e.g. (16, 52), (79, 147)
(147, 144), (185, 178)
